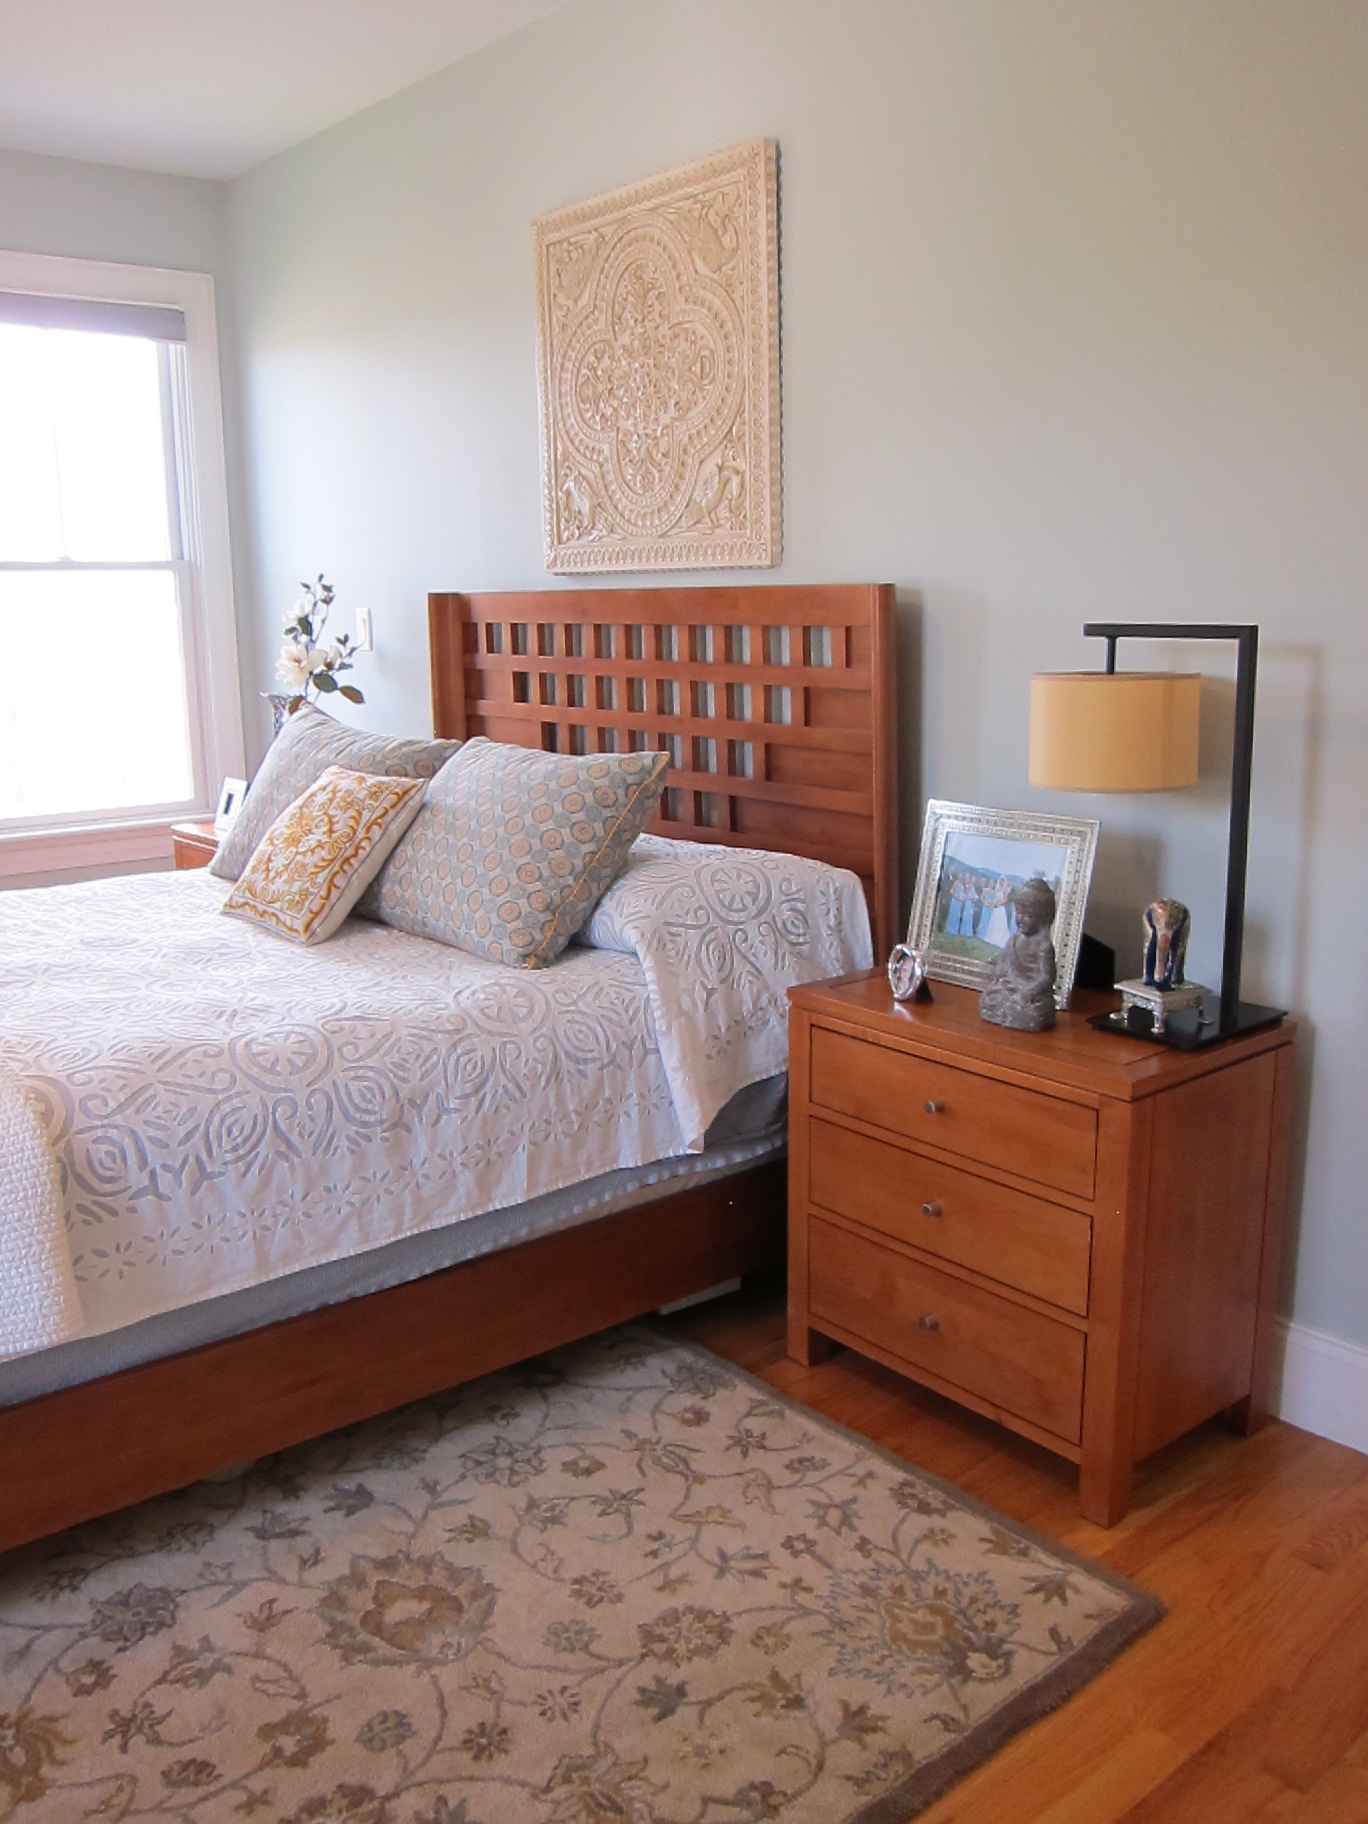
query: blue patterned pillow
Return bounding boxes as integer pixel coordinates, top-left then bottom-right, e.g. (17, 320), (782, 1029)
(210, 704), (459, 881)
(367, 738), (669, 967)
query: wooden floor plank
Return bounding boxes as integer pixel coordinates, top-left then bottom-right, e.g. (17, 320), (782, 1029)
(1280, 1763), (1368, 1824)
(983, 1724), (1186, 1824)
(1252, 1586), (1368, 1792)
(1296, 1487), (1368, 1573)
(1113, 1757), (1298, 1823)
(661, 1274), (1368, 1824)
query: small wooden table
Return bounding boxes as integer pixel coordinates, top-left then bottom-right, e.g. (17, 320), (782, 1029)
(170, 820), (220, 870)
(787, 972), (1295, 1525)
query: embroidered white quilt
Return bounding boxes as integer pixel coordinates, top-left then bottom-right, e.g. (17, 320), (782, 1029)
(0, 844), (870, 1361)
(584, 834), (872, 1149)
(0, 1064), (81, 1361)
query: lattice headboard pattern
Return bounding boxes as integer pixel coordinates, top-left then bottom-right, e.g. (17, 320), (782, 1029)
(429, 584), (898, 955)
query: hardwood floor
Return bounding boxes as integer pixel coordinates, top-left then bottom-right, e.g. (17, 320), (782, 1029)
(659, 1272), (1368, 1824)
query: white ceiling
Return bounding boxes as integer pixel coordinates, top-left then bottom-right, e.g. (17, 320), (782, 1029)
(0, 0), (569, 180)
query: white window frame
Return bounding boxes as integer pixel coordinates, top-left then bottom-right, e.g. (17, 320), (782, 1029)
(0, 248), (244, 879)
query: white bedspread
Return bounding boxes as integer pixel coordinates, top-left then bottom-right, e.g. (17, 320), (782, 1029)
(585, 834), (873, 1149)
(0, 847), (870, 1360)
(0, 1064), (81, 1360)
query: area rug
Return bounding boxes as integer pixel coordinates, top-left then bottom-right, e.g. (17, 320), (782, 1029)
(0, 1328), (1162, 1823)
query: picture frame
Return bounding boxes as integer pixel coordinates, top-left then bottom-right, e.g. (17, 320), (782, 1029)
(213, 776), (247, 837)
(907, 800), (1099, 1008)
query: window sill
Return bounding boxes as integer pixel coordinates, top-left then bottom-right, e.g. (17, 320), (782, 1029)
(0, 816), (201, 885)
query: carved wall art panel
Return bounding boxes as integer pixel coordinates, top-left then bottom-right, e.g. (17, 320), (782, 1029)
(533, 138), (780, 573)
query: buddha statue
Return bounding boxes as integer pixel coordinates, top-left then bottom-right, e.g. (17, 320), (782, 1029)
(978, 876), (1058, 1032)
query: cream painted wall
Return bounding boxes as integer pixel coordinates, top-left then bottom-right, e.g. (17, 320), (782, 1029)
(225, 0), (1368, 1350)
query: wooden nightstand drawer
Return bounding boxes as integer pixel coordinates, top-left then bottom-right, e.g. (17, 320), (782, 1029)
(810, 1026), (1097, 1198)
(808, 1116), (1092, 1315)
(808, 1217), (1086, 1444)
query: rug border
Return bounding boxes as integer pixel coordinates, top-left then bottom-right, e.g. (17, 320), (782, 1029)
(634, 1319), (1166, 1824)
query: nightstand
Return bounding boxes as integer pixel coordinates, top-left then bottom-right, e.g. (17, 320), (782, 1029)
(787, 973), (1295, 1525)
(170, 820), (220, 870)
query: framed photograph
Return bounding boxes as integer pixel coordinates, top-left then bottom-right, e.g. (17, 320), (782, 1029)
(213, 776), (248, 837)
(907, 800), (1099, 1008)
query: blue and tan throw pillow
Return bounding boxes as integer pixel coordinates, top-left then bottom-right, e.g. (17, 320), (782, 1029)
(210, 703), (459, 881)
(222, 765), (426, 945)
(367, 738), (670, 967)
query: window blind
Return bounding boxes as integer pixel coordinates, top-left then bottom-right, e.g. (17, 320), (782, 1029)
(0, 290), (187, 341)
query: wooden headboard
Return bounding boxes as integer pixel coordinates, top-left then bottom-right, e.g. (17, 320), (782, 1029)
(428, 584), (897, 956)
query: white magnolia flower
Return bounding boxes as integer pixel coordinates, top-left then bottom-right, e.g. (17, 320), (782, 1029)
(275, 642), (314, 692)
(316, 641), (344, 673)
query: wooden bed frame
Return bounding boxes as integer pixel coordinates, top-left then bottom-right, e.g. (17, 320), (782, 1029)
(0, 583), (896, 1556)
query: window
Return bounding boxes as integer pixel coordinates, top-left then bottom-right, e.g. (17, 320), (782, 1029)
(0, 251), (243, 874)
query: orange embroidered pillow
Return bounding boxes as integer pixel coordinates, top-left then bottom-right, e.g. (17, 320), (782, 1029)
(222, 765), (426, 945)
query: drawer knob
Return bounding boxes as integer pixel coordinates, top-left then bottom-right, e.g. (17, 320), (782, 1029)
(921, 1201), (943, 1219)
(918, 1314), (941, 1331)
(924, 1099), (946, 1115)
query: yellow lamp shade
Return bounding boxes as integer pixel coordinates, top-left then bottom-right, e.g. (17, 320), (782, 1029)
(1029, 671), (1201, 793)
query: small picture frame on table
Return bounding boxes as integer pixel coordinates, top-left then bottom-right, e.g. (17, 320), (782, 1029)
(213, 777), (248, 837)
(907, 800), (1099, 1008)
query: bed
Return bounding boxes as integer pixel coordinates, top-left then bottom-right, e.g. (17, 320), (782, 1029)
(0, 581), (896, 1555)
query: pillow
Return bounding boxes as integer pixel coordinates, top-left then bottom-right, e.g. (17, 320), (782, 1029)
(221, 765), (427, 945)
(210, 702), (459, 881)
(366, 737), (669, 967)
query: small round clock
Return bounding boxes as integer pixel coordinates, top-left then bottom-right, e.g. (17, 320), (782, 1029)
(887, 943), (931, 1003)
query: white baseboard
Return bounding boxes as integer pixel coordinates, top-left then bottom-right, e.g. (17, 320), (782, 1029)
(1273, 1319), (1368, 1456)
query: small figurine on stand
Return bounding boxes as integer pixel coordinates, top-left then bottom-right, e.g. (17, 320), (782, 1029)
(979, 877), (1058, 1032)
(1143, 898), (1191, 990)
(1110, 897), (1208, 1035)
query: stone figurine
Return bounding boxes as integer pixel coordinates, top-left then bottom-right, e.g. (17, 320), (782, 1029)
(1143, 898), (1191, 990)
(978, 877), (1058, 1032)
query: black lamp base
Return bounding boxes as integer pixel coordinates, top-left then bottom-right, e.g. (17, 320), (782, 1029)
(1088, 995), (1287, 1052)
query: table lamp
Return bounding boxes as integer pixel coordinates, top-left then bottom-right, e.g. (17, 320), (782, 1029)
(1029, 621), (1285, 1049)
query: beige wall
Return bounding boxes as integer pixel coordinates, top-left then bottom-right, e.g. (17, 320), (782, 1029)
(219, 0), (1364, 1352)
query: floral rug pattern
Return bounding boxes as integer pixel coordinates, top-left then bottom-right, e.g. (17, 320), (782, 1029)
(0, 1329), (1161, 1823)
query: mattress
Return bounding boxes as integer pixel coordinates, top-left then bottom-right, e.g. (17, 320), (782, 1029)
(0, 1075), (785, 1408)
(0, 870), (685, 1350)
(0, 836), (871, 1364)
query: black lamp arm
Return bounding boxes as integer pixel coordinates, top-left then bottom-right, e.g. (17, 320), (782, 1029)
(1080, 621), (1258, 1030)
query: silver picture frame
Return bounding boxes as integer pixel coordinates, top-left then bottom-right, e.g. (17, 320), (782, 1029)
(907, 800), (1099, 1008)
